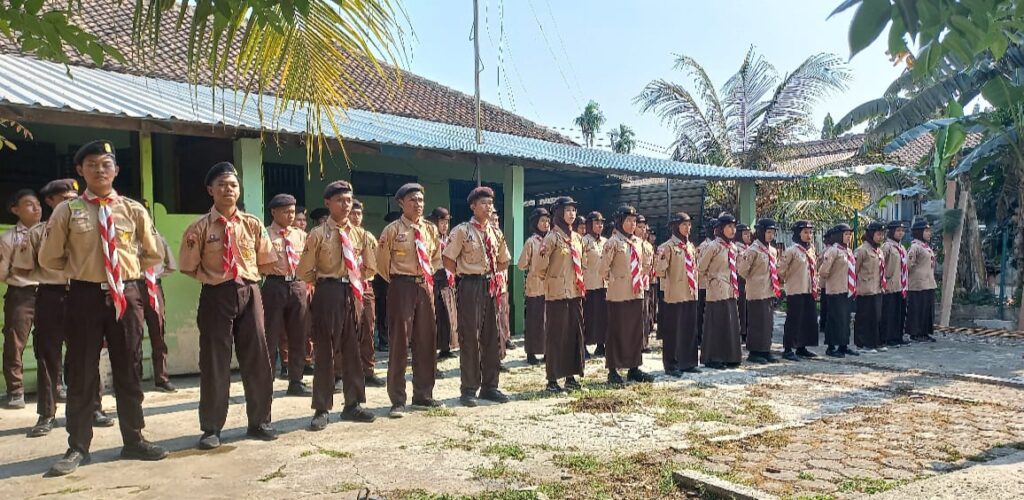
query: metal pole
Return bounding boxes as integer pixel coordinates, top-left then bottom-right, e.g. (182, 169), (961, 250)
(1000, 225), (1009, 319)
(473, 0), (483, 145)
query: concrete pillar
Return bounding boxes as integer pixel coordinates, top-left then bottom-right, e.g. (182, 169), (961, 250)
(233, 138), (264, 216)
(139, 131), (154, 210)
(503, 165), (525, 335)
(738, 180), (757, 224)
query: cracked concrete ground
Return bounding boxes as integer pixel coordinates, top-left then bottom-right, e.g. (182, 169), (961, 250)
(1, 313), (1023, 499)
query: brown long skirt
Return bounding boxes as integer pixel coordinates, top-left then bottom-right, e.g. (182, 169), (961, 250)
(700, 298), (742, 364)
(880, 292), (906, 343)
(606, 299), (644, 370)
(823, 293), (852, 347)
(524, 295), (546, 355)
(583, 288), (608, 345)
(785, 293), (819, 350)
(661, 301), (699, 371)
(745, 298), (774, 352)
(906, 289), (935, 338)
(544, 298), (585, 380)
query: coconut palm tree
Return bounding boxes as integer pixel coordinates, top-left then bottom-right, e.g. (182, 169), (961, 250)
(635, 47), (860, 223)
(608, 124), (636, 154)
(574, 100), (606, 147)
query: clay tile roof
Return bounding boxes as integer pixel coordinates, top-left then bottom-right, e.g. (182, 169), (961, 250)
(0, 0), (575, 145)
(777, 132), (984, 174)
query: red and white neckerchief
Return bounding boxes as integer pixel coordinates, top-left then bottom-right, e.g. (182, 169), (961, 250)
(876, 246), (888, 291)
(627, 236), (642, 295)
(795, 245), (818, 301)
(562, 229), (585, 295)
(678, 239), (697, 296)
(835, 244), (856, 297)
(216, 212), (241, 280)
(471, 219), (501, 299)
(893, 241), (908, 298)
(756, 241), (781, 298)
(338, 226), (364, 301)
(412, 221), (435, 288)
(441, 235), (455, 287)
(719, 238), (739, 298)
(82, 191), (127, 319)
(144, 265), (162, 314)
(280, 227), (299, 278)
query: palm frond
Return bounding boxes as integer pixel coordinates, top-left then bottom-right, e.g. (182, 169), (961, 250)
(867, 68), (996, 141)
(757, 53), (852, 129)
(672, 54), (732, 151)
(723, 46), (777, 153)
(635, 79), (735, 166)
(948, 130), (1018, 177)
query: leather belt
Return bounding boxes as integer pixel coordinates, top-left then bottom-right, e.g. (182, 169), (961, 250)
(392, 274), (426, 284)
(265, 275), (297, 282)
(317, 277), (351, 284)
(458, 274), (492, 281)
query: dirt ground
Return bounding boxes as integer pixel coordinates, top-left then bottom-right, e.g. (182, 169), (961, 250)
(2, 314), (1024, 499)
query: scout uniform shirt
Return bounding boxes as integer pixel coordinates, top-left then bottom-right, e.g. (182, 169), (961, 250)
(13, 222), (66, 284)
(39, 193), (162, 283)
(260, 222), (306, 278)
(738, 240), (779, 301)
(655, 235), (698, 303)
(582, 233), (607, 290)
(598, 230), (644, 302)
(0, 223), (38, 287)
(818, 244), (853, 295)
(442, 219), (511, 277)
(696, 238), (715, 291)
(179, 208), (276, 285)
(640, 239), (655, 290)
(853, 242), (883, 296)
(907, 239), (937, 291)
(377, 215), (441, 282)
(697, 238), (737, 302)
(534, 225), (585, 301)
(297, 216), (377, 283)
(778, 244), (817, 296)
(881, 239), (908, 295)
(517, 233), (546, 298)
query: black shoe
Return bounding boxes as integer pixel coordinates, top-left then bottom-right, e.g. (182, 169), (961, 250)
(584, 349), (592, 360)
(886, 340), (901, 348)
(310, 411), (330, 431)
(764, 354), (779, 363)
(155, 381), (178, 393)
(435, 369), (445, 379)
(364, 374), (386, 388)
(121, 440), (168, 461)
(439, 350), (457, 359)
(898, 338), (912, 346)
(724, 362), (741, 369)
(198, 431), (221, 449)
(389, 404), (407, 419)
(545, 380), (564, 393)
(303, 364), (315, 375)
(460, 393), (479, 407)
(49, 449), (90, 476)
(924, 335), (937, 343)
(93, 410), (114, 427)
(340, 404), (376, 422)
(681, 367), (702, 374)
(5, 392), (25, 409)
(565, 377), (582, 390)
(278, 367), (289, 381)
(247, 423), (278, 441)
(506, 340), (516, 350)
(782, 351), (800, 362)
(28, 416), (56, 438)
(795, 347), (817, 358)
(412, 398), (443, 408)
(607, 370), (625, 385)
(825, 347), (845, 358)
(57, 385), (67, 403)
(627, 368), (655, 383)
(746, 354), (768, 364)
(665, 369), (683, 378)
(334, 378), (343, 394)
(479, 389), (510, 403)
(641, 347), (653, 354)
(526, 354), (540, 365)
(594, 344), (606, 356)
(704, 362), (725, 370)
(840, 345), (860, 356)
(287, 380), (313, 396)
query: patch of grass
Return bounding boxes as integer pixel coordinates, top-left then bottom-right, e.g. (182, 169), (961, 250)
(743, 430), (790, 450)
(459, 424), (501, 439)
(424, 407), (457, 417)
(938, 443), (963, 462)
(798, 471), (816, 480)
(536, 481), (569, 498)
(691, 464), (752, 486)
(788, 494), (837, 500)
(738, 398), (783, 425)
(693, 407), (727, 423)
(330, 481), (365, 493)
(258, 464), (287, 482)
(552, 453), (602, 473)
(473, 491), (542, 500)
(383, 489), (454, 500)
(483, 443), (528, 461)
(300, 446), (353, 459)
(432, 437), (476, 451)
(563, 388), (640, 413)
(470, 462), (526, 481)
(837, 476), (907, 494)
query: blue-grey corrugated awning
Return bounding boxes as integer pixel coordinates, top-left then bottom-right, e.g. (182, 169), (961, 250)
(0, 54), (797, 181)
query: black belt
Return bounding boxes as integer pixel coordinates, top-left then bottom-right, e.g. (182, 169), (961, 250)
(317, 277), (351, 284)
(70, 279), (143, 290)
(202, 279), (256, 288)
(38, 283), (70, 291)
(265, 275), (298, 282)
(8, 284), (38, 291)
(391, 274), (428, 284)
(458, 274), (492, 281)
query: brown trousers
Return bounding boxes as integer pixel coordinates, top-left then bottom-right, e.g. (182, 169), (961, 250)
(456, 277), (501, 394)
(544, 298), (584, 380)
(311, 279), (364, 411)
(434, 269), (456, 352)
(2, 285), (35, 395)
(745, 298), (774, 352)
(66, 280), (146, 453)
(33, 285), (66, 418)
(142, 282), (170, 385)
(701, 298), (742, 364)
(262, 277), (309, 382)
(524, 295), (546, 355)
(197, 281), (273, 432)
(359, 286), (376, 377)
(386, 277), (437, 405)
(606, 299), (643, 370)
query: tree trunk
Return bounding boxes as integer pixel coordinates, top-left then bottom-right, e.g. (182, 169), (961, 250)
(956, 181), (987, 294)
(939, 180), (969, 326)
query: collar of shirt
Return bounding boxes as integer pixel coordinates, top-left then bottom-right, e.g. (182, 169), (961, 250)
(325, 216), (353, 233)
(400, 215), (424, 230)
(269, 222), (291, 236)
(209, 206), (241, 223)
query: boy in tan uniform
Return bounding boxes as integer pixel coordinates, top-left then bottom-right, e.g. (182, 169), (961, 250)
(40, 141), (168, 475)
(1, 189), (41, 409)
(298, 180), (377, 430)
(442, 186), (511, 407)
(179, 162), (279, 450)
(143, 234), (177, 393)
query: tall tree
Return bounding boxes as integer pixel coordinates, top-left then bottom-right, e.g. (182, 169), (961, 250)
(574, 100), (606, 147)
(821, 113), (837, 139)
(608, 124), (636, 154)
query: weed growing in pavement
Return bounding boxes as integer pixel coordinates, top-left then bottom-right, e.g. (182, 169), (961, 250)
(837, 476), (908, 494)
(482, 443), (528, 461)
(258, 464), (287, 482)
(300, 446), (353, 459)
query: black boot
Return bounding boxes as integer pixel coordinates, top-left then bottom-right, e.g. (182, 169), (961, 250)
(594, 344), (606, 356)
(627, 368), (655, 383)
(527, 354), (540, 365)
(565, 376), (582, 391)
(782, 350), (800, 362)
(825, 346), (844, 358)
(545, 380), (564, 393)
(607, 370), (624, 385)
(795, 347), (817, 358)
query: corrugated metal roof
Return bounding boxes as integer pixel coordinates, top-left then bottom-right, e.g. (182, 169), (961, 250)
(0, 54), (797, 181)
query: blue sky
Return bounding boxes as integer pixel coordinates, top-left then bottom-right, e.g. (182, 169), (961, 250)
(399, 0), (906, 155)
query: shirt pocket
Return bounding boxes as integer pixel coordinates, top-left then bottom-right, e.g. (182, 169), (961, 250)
(70, 216), (94, 233)
(114, 220), (136, 253)
(464, 239), (484, 264)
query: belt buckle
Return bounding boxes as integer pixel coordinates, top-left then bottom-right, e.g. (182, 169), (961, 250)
(284, 276), (295, 282)
(100, 283), (110, 291)
(340, 277), (350, 284)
